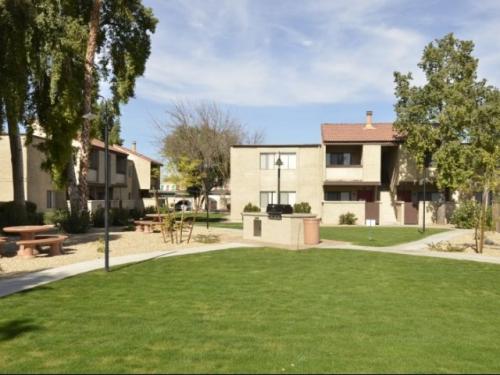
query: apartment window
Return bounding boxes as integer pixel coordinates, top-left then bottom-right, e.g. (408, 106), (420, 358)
(260, 153), (296, 169)
(90, 150), (99, 170)
(280, 191), (296, 205)
(128, 165), (133, 177)
(328, 152), (352, 166)
(260, 191), (296, 208)
(116, 155), (127, 174)
(324, 191), (352, 201)
(260, 191), (276, 209)
(46, 190), (57, 209)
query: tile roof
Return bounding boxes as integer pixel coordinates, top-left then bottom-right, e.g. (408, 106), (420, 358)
(114, 145), (164, 166)
(321, 123), (402, 143)
(90, 139), (129, 155)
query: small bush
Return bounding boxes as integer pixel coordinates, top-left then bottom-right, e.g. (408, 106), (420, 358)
(47, 209), (90, 233)
(0, 201), (43, 228)
(92, 207), (107, 228)
(451, 200), (479, 229)
(293, 202), (311, 213)
(194, 234), (220, 244)
(129, 208), (143, 220)
(428, 241), (465, 252)
(25, 201), (37, 214)
(339, 212), (357, 225)
(111, 208), (129, 226)
(243, 202), (260, 212)
(450, 200), (493, 229)
(144, 206), (157, 214)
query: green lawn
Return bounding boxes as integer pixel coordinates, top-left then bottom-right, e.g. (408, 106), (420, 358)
(185, 212), (243, 229)
(1, 248), (500, 373)
(320, 226), (448, 246)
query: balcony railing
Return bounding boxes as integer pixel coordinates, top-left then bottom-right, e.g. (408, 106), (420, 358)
(325, 165), (363, 181)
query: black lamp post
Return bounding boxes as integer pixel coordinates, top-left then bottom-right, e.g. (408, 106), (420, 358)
(422, 153), (432, 233)
(275, 153), (283, 205)
(83, 98), (110, 272)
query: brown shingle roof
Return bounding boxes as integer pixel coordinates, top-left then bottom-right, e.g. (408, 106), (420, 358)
(90, 139), (129, 155)
(321, 123), (401, 143)
(114, 145), (163, 166)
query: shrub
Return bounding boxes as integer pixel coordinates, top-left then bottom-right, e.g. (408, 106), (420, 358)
(293, 202), (311, 213)
(111, 208), (130, 226)
(450, 200), (479, 229)
(427, 241), (465, 252)
(450, 200), (492, 230)
(243, 202), (260, 212)
(339, 212), (357, 225)
(92, 207), (107, 228)
(0, 201), (43, 228)
(129, 208), (143, 220)
(47, 209), (90, 233)
(144, 206), (157, 214)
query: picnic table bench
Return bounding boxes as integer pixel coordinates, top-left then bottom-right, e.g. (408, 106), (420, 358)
(134, 220), (160, 233)
(16, 234), (68, 258)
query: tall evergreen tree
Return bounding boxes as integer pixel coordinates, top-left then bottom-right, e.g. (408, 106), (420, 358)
(0, 0), (34, 207)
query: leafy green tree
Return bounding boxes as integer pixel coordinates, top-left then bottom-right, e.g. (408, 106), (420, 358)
(394, 33), (500, 252)
(91, 99), (123, 146)
(20, 0), (156, 213)
(0, 0), (34, 206)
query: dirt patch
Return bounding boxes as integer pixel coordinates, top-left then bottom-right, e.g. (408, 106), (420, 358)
(0, 226), (243, 278)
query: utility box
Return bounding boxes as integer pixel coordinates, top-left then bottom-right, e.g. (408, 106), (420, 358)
(253, 217), (262, 237)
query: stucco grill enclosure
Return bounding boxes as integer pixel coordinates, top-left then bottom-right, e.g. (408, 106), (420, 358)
(242, 212), (318, 247)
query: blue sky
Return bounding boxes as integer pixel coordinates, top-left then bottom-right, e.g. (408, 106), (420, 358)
(119, 0), (500, 160)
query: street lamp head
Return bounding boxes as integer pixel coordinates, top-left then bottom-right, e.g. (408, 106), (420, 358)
(82, 112), (98, 121)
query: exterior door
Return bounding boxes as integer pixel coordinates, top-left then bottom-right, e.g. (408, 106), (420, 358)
(365, 202), (379, 223)
(404, 202), (418, 224)
(358, 190), (374, 202)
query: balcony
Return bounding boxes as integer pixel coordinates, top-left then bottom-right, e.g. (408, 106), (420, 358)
(325, 165), (363, 181)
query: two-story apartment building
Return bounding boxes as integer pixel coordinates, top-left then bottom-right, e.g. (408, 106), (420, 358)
(0, 135), (162, 212)
(230, 111), (452, 225)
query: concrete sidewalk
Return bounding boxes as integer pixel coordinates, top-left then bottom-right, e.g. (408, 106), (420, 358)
(0, 242), (253, 298)
(317, 228), (500, 265)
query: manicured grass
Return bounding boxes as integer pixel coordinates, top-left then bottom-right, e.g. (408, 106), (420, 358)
(320, 226), (448, 246)
(1, 248), (500, 373)
(186, 212), (243, 229)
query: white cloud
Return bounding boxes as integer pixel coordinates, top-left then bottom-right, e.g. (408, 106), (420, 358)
(138, 0), (500, 106)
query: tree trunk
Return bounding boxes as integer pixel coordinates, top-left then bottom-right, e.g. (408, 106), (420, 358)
(478, 189), (489, 254)
(78, 0), (101, 212)
(7, 115), (25, 205)
(66, 158), (80, 213)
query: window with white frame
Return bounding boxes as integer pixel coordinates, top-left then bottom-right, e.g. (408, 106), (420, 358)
(260, 191), (296, 209)
(280, 191), (296, 205)
(260, 191), (276, 209)
(260, 152), (296, 170)
(47, 190), (57, 209)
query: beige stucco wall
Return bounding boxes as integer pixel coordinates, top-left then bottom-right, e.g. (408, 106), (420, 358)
(361, 144), (381, 182)
(378, 190), (398, 225)
(394, 145), (436, 184)
(0, 135), (27, 203)
(230, 146), (323, 221)
(321, 201), (365, 225)
(127, 153), (152, 191)
(0, 136), (65, 211)
(242, 212), (316, 247)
